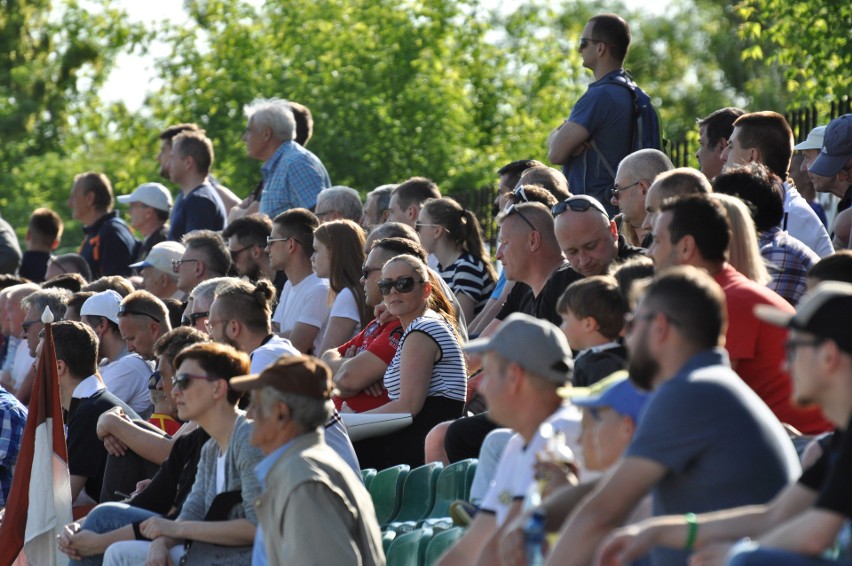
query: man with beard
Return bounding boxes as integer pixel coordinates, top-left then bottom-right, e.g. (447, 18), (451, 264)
(542, 267), (800, 566)
(221, 214), (276, 282)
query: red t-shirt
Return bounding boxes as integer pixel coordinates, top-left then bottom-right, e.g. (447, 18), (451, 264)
(714, 264), (832, 434)
(332, 318), (403, 412)
(148, 413), (182, 436)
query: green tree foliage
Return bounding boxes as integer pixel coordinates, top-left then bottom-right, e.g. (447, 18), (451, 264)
(733, 0), (851, 106)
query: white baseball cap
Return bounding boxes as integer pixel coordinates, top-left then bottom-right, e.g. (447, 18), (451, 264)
(117, 183), (173, 212)
(80, 290), (123, 325)
(129, 241), (186, 275)
(793, 125), (827, 151)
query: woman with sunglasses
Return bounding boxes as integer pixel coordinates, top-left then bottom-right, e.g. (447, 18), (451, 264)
(98, 342), (262, 565)
(417, 197), (497, 324)
(312, 219), (372, 354)
(351, 254), (467, 469)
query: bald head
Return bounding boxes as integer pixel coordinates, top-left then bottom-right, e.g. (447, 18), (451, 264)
(642, 167), (712, 233)
(554, 208), (618, 277)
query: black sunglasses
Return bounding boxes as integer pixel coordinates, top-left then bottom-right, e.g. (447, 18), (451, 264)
(551, 196), (609, 218)
(377, 276), (425, 296)
(22, 319), (41, 333)
(181, 311), (209, 327)
(579, 36), (612, 50)
(117, 305), (161, 323)
(504, 204), (537, 231)
(171, 372), (220, 390)
(148, 370), (162, 391)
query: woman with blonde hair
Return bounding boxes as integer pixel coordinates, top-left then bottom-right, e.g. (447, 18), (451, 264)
(312, 219), (371, 353)
(417, 197), (496, 323)
(711, 193), (771, 285)
(350, 254), (467, 469)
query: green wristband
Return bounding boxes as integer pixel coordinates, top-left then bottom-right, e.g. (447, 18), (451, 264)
(684, 513), (698, 550)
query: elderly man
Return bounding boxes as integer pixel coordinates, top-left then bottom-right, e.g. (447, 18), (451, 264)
(315, 185), (363, 223)
(361, 184), (395, 230)
(610, 149), (673, 247)
(231, 355), (384, 566)
(117, 182), (172, 261)
(129, 241), (185, 301)
(242, 97), (331, 219)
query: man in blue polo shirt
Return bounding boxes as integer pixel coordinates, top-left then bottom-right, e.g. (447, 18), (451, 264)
(547, 14), (648, 216)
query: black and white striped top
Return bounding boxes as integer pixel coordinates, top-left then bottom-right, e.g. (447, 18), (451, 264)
(438, 252), (495, 315)
(383, 310), (467, 403)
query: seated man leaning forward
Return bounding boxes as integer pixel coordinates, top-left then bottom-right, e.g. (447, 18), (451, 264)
(231, 355), (385, 566)
(541, 266), (801, 566)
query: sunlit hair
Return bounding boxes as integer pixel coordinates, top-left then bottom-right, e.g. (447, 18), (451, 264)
(213, 278), (277, 334)
(173, 342), (251, 405)
(422, 197), (497, 282)
(313, 220), (370, 327)
(383, 254), (459, 338)
(710, 193), (771, 285)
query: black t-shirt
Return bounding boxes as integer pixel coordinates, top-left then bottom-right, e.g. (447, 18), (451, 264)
(19, 251), (51, 283)
(810, 419), (852, 518)
(496, 263), (582, 326)
(129, 426), (210, 518)
(572, 344), (628, 387)
(67, 389), (138, 503)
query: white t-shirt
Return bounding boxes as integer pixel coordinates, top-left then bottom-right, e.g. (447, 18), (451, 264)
(272, 273), (330, 355)
(317, 287), (362, 350)
(249, 335), (300, 374)
(480, 403), (583, 526)
(11, 339), (35, 391)
(100, 353), (155, 417)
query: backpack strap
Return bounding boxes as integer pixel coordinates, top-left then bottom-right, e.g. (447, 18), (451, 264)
(587, 71), (639, 178)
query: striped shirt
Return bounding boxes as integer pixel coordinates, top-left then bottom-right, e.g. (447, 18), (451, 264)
(383, 310), (467, 403)
(438, 252), (495, 315)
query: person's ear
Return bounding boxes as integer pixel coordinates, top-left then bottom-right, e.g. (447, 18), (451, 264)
(677, 235), (697, 262)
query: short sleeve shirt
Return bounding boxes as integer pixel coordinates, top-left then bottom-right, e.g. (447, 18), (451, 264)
(272, 273), (331, 355)
(438, 252), (496, 316)
(168, 183), (226, 242)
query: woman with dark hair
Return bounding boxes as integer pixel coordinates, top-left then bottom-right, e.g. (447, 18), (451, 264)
(350, 254), (467, 469)
(418, 197), (496, 323)
(312, 219), (371, 353)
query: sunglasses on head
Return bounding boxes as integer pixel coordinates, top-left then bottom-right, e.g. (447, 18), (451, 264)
(551, 196), (609, 218)
(171, 372), (220, 390)
(504, 203), (537, 231)
(117, 305), (161, 323)
(377, 276), (425, 296)
(181, 311), (209, 327)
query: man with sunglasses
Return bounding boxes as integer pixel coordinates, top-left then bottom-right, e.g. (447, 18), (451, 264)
(547, 14), (652, 216)
(553, 194), (644, 279)
(221, 213), (277, 283)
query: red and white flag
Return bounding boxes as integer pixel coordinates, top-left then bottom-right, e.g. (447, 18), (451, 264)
(0, 309), (72, 566)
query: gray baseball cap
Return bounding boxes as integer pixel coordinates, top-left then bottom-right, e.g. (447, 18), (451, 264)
(464, 312), (573, 384)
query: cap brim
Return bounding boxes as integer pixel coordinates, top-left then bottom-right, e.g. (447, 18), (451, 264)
(462, 335), (495, 354)
(809, 153), (849, 177)
(793, 141), (821, 151)
(116, 195), (135, 204)
(558, 370), (629, 399)
(129, 261), (152, 269)
(230, 373), (263, 392)
(754, 304), (794, 328)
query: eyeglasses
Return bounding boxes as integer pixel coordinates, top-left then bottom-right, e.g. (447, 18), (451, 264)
(579, 36), (611, 50)
(229, 245), (253, 260)
(504, 204), (537, 231)
(785, 337), (825, 361)
(117, 305), (161, 323)
(171, 258), (199, 272)
(22, 319), (41, 333)
(377, 276), (425, 295)
(415, 222), (448, 233)
(266, 236), (298, 246)
(205, 318), (230, 333)
(624, 312), (657, 334)
(172, 372), (220, 390)
(148, 370), (162, 391)
(361, 266), (382, 279)
(611, 180), (643, 200)
(181, 311), (209, 327)
(552, 196), (609, 218)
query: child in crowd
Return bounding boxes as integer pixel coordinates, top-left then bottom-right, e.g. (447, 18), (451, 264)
(557, 275), (629, 387)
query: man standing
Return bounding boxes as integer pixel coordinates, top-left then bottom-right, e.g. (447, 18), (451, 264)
(610, 149), (674, 247)
(243, 97), (331, 219)
(167, 131), (226, 241)
(649, 196), (831, 434)
(231, 356), (384, 566)
(547, 13), (653, 214)
(117, 182), (172, 261)
(721, 111), (833, 256)
(69, 172), (138, 278)
(21, 207), (63, 283)
(544, 267), (800, 566)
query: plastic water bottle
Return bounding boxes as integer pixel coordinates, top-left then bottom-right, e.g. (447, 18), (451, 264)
(524, 509), (546, 566)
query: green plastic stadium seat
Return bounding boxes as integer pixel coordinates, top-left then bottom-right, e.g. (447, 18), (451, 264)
(369, 464), (410, 526)
(392, 462), (443, 522)
(463, 460), (478, 501)
(424, 459), (476, 519)
(424, 527), (465, 565)
(361, 468), (377, 489)
(386, 528), (434, 566)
